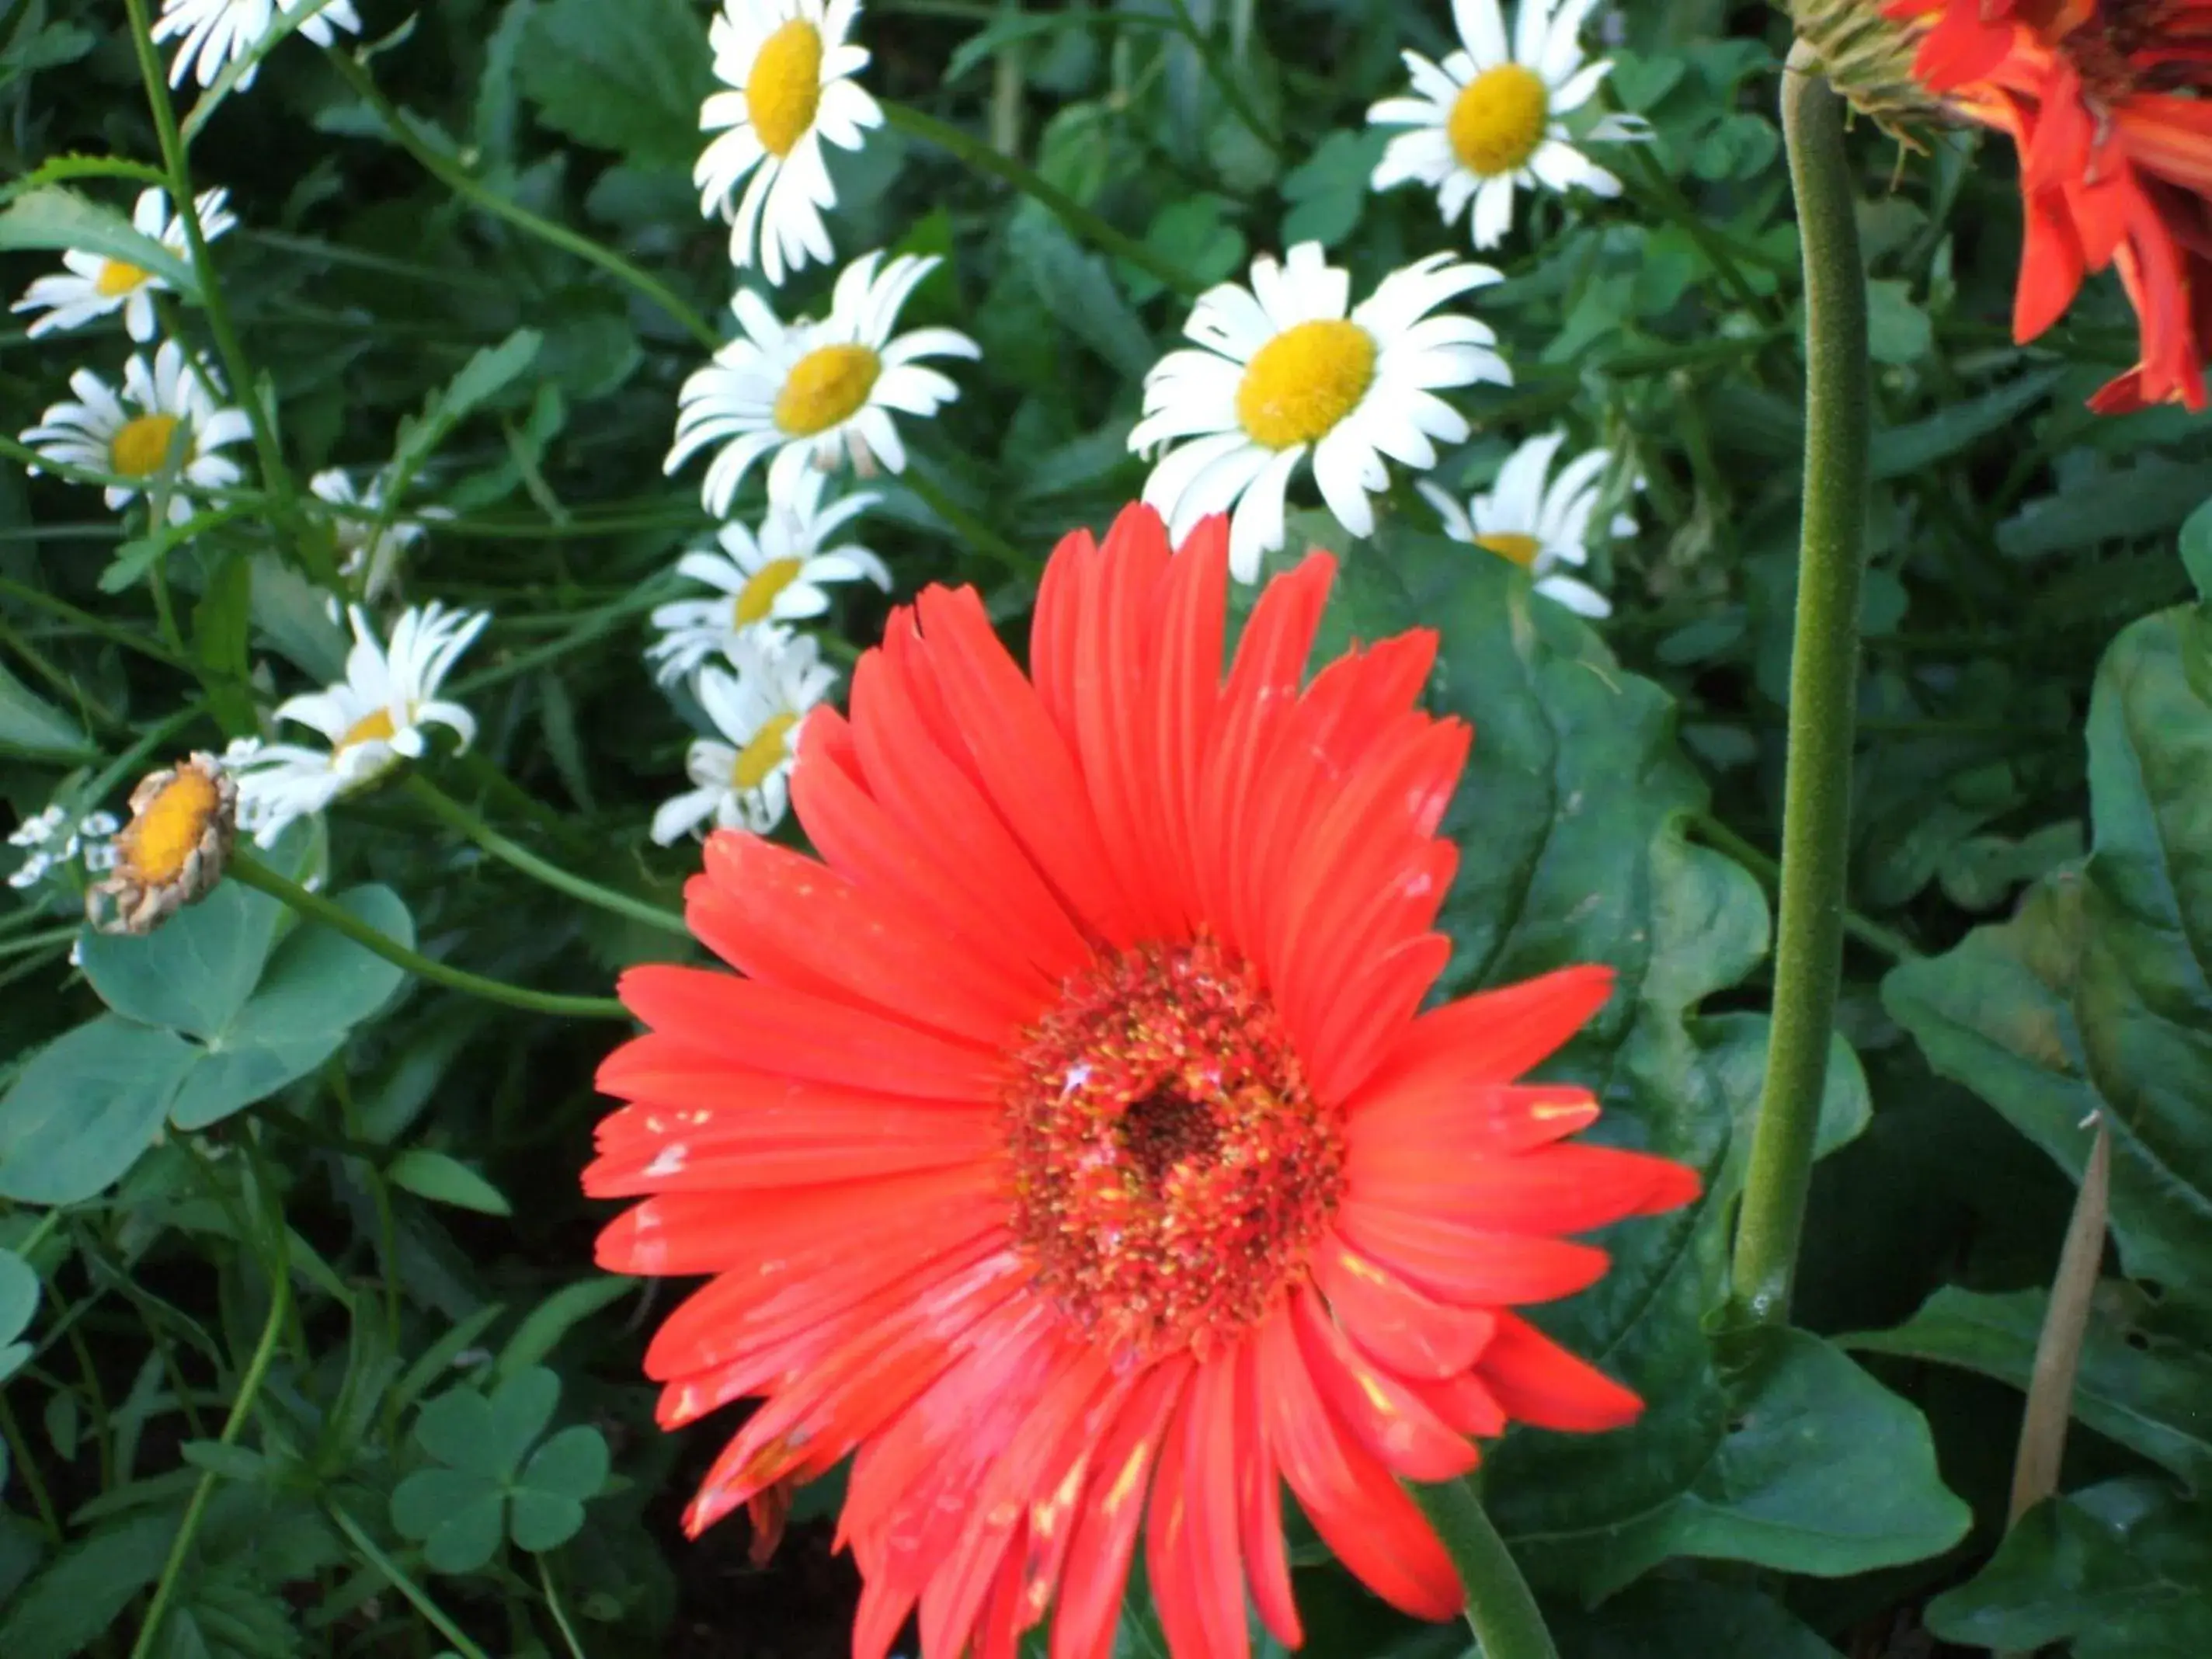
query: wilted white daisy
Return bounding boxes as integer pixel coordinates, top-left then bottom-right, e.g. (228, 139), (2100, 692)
(7, 803), (120, 892)
(696, 0), (884, 285)
(155, 0), (363, 91)
(311, 468), (444, 601)
(12, 187), (238, 343)
(1368, 0), (1650, 249)
(22, 340), (251, 526)
(648, 471), (886, 684)
(1128, 242), (1508, 580)
(651, 633), (837, 844)
(666, 252), (976, 517)
(227, 602), (488, 845)
(1418, 430), (1636, 617)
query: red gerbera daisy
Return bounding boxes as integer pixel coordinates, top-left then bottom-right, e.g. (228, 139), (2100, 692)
(1887, 0), (2212, 409)
(586, 503), (1700, 1659)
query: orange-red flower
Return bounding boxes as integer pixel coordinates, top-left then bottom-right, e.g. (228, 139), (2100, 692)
(586, 504), (1699, 1659)
(1887, 0), (2212, 410)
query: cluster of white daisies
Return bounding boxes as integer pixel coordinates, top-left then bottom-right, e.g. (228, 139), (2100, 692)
(8, 0), (1648, 882)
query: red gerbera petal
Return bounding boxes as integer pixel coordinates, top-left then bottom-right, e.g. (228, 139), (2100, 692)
(591, 505), (1699, 1658)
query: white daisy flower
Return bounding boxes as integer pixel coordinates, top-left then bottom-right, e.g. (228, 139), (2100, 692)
(12, 187), (238, 343)
(647, 471), (887, 685)
(1128, 242), (1510, 581)
(651, 633), (837, 844)
(227, 602), (489, 846)
(155, 0), (363, 91)
(1418, 430), (1636, 617)
(1368, 0), (1650, 249)
(666, 251), (977, 516)
(311, 468), (445, 602)
(696, 0), (885, 285)
(21, 340), (251, 527)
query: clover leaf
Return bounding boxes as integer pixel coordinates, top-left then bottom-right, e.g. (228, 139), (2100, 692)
(389, 1365), (609, 1574)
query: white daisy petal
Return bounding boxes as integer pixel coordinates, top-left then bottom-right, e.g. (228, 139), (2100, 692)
(653, 634), (838, 840)
(152, 0), (363, 90)
(20, 339), (250, 527)
(1435, 432), (1636, 617)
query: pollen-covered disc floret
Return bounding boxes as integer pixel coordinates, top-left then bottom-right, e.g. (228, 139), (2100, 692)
(1007, 936), (1343, 1359)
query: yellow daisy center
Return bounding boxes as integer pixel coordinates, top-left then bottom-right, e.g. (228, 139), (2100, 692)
(774, 344), (881, 437)
(96, 258), (153, 297)
(1475, 530), (1543, 569)
(122, 770), (220, 885)
(1234, 320), (1377, 450)
(110, 413), (182, 478)
(336, 708), (399, 757)
(732, 713), (800, 791)
(1449, 63), (1551, 177)
(749, 19), (825, 158)
(733, 558), (805, 626)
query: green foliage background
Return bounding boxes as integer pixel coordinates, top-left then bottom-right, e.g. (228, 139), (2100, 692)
(0, 0), (2207, 1654)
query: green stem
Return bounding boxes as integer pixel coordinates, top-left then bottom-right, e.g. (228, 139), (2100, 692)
(128, 1254), (290, 1659)
(1730, 43), (1871, 1330)
(1406, 1480), (1560, 1659)
(537, 1556), (589, 1659)
(405, 775), (690, 939)
(227, 848), (635, 1021)
(119, 0), (308, 551)
(325, 51), (721, 353)
(882, 101), (1202, 297)
(1689, 814), (1917, 962)
(0, 1396), (63, 1544)
(325, 1504), (493, 1659)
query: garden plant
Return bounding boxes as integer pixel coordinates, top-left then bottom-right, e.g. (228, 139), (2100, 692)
(2, 1), (2210, 1655)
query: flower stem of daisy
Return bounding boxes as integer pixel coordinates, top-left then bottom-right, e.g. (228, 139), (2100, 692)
(1407, 1479), (1560, 1659)
(324, 51), (722, 355)
(403, 776), (691, 941)
(227, 847), (635, 1021)
(1731, 43), (1870, 1330)
(882, 101), (1205, 297)
(118, 0), (314, 564)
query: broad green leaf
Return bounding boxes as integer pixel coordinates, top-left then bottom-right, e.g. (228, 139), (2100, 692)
(389, 1150), (513, 1217)
(484, 1366), (562, 1475)
(78, 878), (287, 1038)
(1548, 1577), (1843, 1658)
(0, 186), (198, 301)
(510, 1424), (608, 1551)
(1869, 368), (2063, 481)
(1926, 1480), (2212, 1657)
(0, 1510), (179, 1659)
(1999, 457), (2212, 559)
(516, 0), (712, 171)
(0, 1247), (37, 1383)
(1271, 519), (1923, 1595)
(0, 656), (87, 756)
(2182, 496), (2212, 603)
(1281, 128), (1387, 249)
(1885, 604), (2212, 1301)
(248, 554), (349, 681)
(0, 1018), (198, 1205)
(1848, 1284), (2212, 1487)
(1864, 279), (1932, 366)
(391, 1469), (506, 1575)
(412, 1388), (507, 1480)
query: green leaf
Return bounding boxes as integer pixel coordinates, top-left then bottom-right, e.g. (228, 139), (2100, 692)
(247, 554), (349, 681)
(496, 1275), (633, 1378)
(0, 1018), (199, 1205)
(1926, 1481), (2212, 1656)
(77, 878), (287, 1039)
(0, 186), (198, 301)
(391, 330), (544, 495)
(1566, 1329), (1969, 1595)
(0, 1247), (38, 1383)
(1869, 367), (2064, 481)
(1281, 128), (1386, 249)
(0, 1510), (179, 1659)
(1548, 1577), (1843, 1658)
(1999, 458), (2212, 559)
(509, 1425), (608, 1550)
(1124, 195), (1245, 306)
(389, 1150), (513, 1217)
(0, 656), (88, 757)
(1864, 279), (1932, 366)
(1008, 204), (1156, 381)
(2182, 497), (2212, 604)
(516, 0), (712, 171)
(484, 1366), (562, 1475)
(391, 1469), (506, 1575)
(1267, 519), (1931, 1596)
(412, 1389), (506, 1480)
(1885, 605), (2212, 1300)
